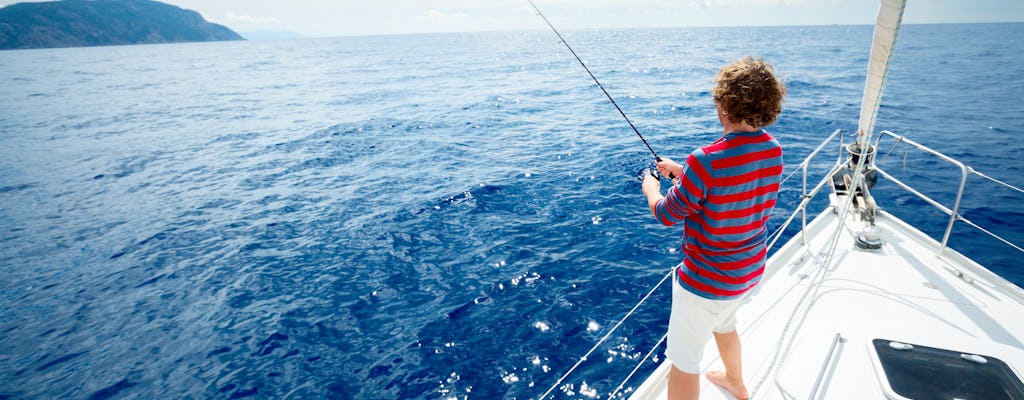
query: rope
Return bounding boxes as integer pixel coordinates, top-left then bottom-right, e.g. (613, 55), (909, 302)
(751, 221), (843, 397)
(537, 268), (674, 400)
(750, 135), (873, 397)
(876, 135), (904, 164)
(778, 164), (803, 188)
(958, 216), (1024, 254)
(877, 137), (1024, 194)
(971, 169), (1024, 195)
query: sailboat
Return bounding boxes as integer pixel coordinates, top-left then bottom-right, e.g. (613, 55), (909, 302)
(544, 0), (1024, 398)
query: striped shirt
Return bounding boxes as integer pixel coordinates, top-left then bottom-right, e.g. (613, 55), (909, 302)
(655, 129), (783, 300)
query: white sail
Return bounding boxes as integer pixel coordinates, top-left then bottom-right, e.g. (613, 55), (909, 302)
(857, 0), (906, 145)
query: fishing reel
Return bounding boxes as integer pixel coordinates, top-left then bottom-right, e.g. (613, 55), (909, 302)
(636, 166), (663, 181)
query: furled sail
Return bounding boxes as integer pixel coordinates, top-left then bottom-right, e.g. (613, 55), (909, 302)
(857, 0), (907, 146)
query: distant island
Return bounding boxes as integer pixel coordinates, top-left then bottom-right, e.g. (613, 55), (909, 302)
(0, 0), (244, 50)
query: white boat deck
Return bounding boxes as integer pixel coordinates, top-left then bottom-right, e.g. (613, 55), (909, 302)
(619, 3), (1024, 397)
(629, 204), (1024, 399)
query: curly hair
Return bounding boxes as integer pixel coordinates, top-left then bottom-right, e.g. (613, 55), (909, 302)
(712, 57), (786, 128)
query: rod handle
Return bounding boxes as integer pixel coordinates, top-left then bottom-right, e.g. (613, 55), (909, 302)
(655, 156), (676, 180)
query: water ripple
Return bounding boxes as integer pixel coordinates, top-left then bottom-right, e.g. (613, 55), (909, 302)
(0, 25), (1021, 400)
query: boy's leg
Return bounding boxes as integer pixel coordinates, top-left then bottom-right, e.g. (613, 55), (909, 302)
(706, 330), (749, 399)
(668, 364), (699, 400)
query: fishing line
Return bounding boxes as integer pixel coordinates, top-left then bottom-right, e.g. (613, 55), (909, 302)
(526, 0), (670, 175)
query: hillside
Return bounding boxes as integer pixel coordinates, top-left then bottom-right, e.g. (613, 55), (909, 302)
(0, 0), (243, 50)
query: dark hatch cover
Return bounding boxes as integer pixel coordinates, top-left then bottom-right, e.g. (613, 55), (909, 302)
(873, 339), (1024, 400)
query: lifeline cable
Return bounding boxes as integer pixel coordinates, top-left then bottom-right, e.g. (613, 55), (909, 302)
(536, 268), (674, 400)
(526, 0), (665, 165)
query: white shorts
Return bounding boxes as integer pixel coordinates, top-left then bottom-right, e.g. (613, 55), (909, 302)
(665, 276), (744, 374)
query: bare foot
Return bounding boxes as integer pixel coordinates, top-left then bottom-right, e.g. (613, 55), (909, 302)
(705, 370), (749, 400)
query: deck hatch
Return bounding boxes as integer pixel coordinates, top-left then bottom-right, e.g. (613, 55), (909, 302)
(871, 339), (1024, 400)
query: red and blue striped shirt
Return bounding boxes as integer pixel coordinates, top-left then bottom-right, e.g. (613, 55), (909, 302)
(655, 129), (783, 300)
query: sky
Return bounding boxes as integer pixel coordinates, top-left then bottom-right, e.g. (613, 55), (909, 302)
(1, 0), (1022, 37)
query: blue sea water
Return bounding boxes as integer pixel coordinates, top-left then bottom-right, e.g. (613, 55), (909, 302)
(1, 23), (1022, 399)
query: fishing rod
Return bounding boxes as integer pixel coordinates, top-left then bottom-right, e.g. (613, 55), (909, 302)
(526, 0), (672, 179)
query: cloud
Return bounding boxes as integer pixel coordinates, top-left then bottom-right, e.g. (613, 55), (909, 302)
(415, 9), (470, 22)
(683, 0), (817, 10)
(225, 13), (281, 24)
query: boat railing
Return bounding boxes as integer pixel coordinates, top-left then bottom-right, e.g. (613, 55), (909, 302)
(769, 128), (1024, 260)
(871, 130), (1024, 257)
(556, 129), (1024, 400)
(767, 128), (845, 252)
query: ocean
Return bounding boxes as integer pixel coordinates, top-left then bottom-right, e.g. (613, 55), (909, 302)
(1, 23), (1022, 399)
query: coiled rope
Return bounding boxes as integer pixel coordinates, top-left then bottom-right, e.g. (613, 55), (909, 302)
(749, 134), (875, 397)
